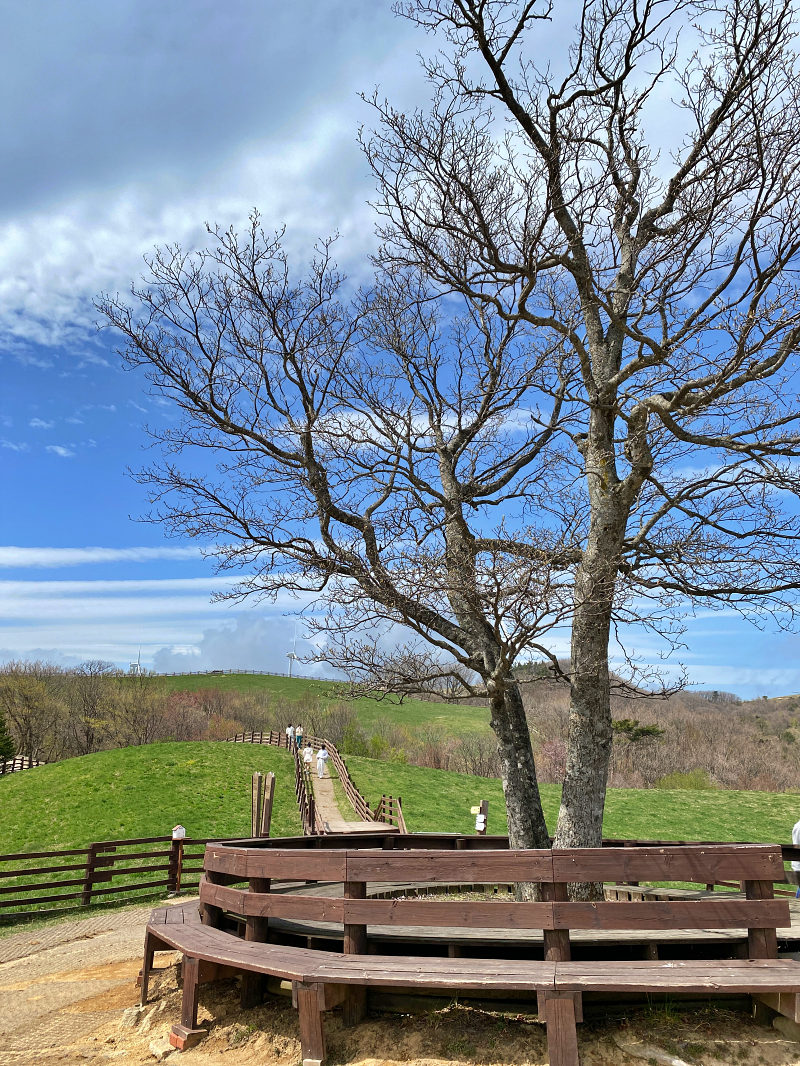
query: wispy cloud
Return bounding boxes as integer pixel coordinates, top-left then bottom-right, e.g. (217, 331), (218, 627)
(29, 417), (54, 428)
(45, 444), (75, 457)
(1, 439), (28, 451)
(0, 545), (204, 568)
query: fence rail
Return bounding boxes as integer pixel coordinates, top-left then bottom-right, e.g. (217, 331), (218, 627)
(225, 730), (406, 832)
(0, 834), (246, 920)
(0, 756), (45, 775)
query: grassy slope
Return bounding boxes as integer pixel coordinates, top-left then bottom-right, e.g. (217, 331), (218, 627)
(0, 742), (301, 854)
(158, 671), (490, 734)
(343, 756), (800, 844)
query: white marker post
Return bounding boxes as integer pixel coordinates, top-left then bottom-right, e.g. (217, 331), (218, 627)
(171, 824), (186, 893)
(471, 801), (488, 835)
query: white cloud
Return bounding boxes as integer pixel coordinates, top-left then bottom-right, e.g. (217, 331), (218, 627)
(0, 122), (377, 355)
(152, 613), (331, 677)
(0, 545), (204, 567)
(1, 439), (28, 451)
(29, 417), (54, 428)
(45, 445), (75, 457)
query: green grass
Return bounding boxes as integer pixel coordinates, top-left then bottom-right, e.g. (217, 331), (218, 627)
(0, 741), (301, 854)
(342, 756), (800, 844)
(157, 671), (491, 735)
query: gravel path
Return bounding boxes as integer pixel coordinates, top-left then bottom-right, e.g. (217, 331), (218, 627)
(0, 899), (188, 1063)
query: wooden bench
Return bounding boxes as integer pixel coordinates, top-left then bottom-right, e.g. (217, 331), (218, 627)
(141, 841), (800, 1066)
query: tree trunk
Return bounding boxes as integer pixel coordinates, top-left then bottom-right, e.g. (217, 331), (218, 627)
(554, 410), (631, 898)
(490, 678), (551, 850)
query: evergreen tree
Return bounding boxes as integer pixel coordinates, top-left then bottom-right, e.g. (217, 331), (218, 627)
(0, 710), (14, 762)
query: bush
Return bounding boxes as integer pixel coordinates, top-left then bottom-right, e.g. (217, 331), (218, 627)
(654, 769), (715, 790)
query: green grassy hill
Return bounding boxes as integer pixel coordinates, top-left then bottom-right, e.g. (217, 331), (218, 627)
(0, 742), (301, 854)
(4, 738), (799, 859)
(159, 670), (491, 735)
(342, 756), (800, 844)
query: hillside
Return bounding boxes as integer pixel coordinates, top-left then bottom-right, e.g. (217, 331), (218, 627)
(2, 740), (800, 860)
(0, 742), (301, 854)
(342, 756), (800, 843)
(157, 670), (491, 735)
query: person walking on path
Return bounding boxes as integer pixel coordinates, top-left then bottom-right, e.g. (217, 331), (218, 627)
(303, 743), (314, 769)
(295, 724), (304, 747)
(316, 745), (330, 779)
(285, 724), (295, 748)
(792, 818), (800, 898)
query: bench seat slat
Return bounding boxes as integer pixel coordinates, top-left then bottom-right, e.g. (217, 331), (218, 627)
(148, 906), (800, 995)
(555, 959), (800, 993)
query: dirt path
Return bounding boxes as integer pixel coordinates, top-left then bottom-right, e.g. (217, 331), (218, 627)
(312, 767), (375, 834)
(2, 900), (800, 1065)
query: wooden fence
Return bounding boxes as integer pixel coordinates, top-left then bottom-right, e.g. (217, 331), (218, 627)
(294, 743), (319, 835)
(226, 730), (406, 832)
(0, 756), (45, 775)
(0, 834), (245, 920)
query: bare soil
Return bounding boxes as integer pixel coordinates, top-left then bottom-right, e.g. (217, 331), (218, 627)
(1, 902), (800, 1066)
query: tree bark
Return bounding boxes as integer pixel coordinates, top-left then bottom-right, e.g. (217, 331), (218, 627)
(554, 412), (631, 895)
(490, 678), (551, 850)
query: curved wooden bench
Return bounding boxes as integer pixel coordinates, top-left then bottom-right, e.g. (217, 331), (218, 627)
(141, 841), (800, 1066)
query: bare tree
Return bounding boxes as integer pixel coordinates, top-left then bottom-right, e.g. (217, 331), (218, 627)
(63, 660), (118, 756)
(0, 661), (65, 762)
(362, 0), (800, 856)
(98, 225), (578, 854)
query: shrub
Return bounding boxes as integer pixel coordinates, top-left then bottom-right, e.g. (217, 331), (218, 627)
(654, 769), (715, 790)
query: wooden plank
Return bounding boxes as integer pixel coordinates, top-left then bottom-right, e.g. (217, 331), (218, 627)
(544, 995), (579, 1066)
(200, 882), (345, 922)
(554, 959), (800, 993)
(746, 879), (779, 959)
(552, 845), (783, 884)
(0, 862), (90, 878)
(344, 899), (555, 929)
(345, 849), (553, 883)
(205, 846), (347, 882)
(0, 890), (86, 908)
(0, 848), (91, 861)
(551, 900), (790, 930)
(295, 982), (326, 1066)
(0, 876), (88, 894)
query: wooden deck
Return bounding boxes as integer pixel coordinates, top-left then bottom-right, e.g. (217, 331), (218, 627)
(258, 880), (800, 949)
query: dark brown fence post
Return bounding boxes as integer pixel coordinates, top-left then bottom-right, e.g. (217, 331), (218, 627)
(343, 880), (367, 1026)
(241, 874), (271, 1009)
(81, 844), (116, 906)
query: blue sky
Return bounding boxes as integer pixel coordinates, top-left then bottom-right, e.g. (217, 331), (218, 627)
(0, 0), (798, 697)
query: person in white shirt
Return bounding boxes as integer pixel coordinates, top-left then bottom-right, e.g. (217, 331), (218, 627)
(316, 746), (330, 779)
(792, 818), (800, 897)
(303, 743), (314, 768)
(285, 724), (295, 747)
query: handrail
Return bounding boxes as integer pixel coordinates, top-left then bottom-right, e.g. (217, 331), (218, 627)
(223, 730), (406, 832)
(293, 741), (321, 835)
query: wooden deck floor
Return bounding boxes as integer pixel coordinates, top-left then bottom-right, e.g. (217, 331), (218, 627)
(261, 880), (800, 948)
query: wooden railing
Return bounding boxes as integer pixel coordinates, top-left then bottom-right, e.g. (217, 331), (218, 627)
(0, 834), (247, 920)
(372, 793), (407, 833)
(294, 743), (320, 835)
(0, 756), (45, 774)
(224, 730), (406, 833)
